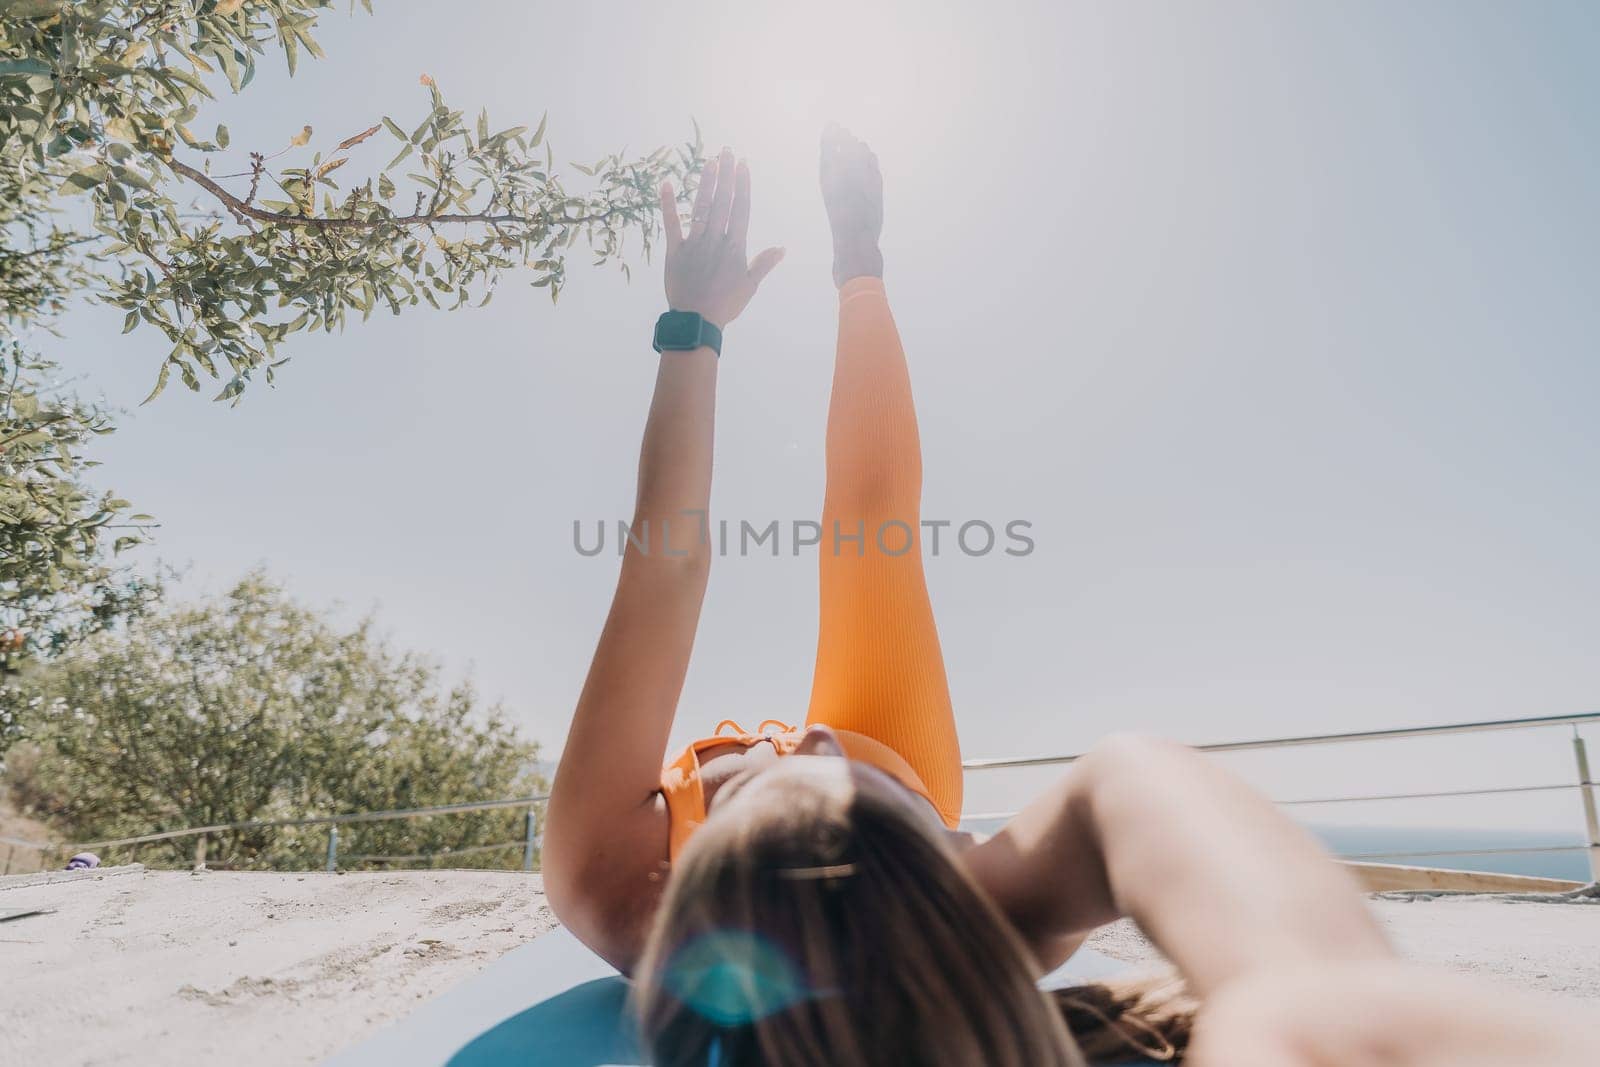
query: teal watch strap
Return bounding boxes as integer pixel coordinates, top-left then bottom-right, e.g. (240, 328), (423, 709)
(653, 311), (722, 357)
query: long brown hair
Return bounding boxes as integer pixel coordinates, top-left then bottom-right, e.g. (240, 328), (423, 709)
(634, 765), (1194, 1065)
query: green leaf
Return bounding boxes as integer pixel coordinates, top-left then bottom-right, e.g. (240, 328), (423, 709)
(297, 27), (326, 62)
(218, 46), (243, 92)
(59, 164), (110, 195)
(161, 64), (212, 98)
(111, 166), (153, 192)
(140, 362), (172, 405)
(0, 58), (53, 78)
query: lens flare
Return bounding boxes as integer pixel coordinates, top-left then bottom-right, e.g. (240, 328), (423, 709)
(663, 930), (813, 1026)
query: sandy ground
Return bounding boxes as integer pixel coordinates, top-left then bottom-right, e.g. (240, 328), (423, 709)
(2, 868), (1596, 1066)
(1, 868), (555, 1067)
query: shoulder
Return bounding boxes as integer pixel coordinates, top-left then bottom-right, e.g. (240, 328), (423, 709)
(543, 792), (671, 975)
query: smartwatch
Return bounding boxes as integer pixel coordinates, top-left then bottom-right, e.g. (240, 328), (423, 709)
(653, 310), (722, 357)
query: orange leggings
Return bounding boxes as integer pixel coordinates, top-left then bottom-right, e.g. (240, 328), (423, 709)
(803, 277), (963, 826)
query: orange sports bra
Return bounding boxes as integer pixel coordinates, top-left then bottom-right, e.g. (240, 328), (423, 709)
(660, 719), (942, 861)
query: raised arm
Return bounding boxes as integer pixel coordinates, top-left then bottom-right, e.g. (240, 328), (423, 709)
(965, 733), (1392, 997)
(543, 148), (783, 965)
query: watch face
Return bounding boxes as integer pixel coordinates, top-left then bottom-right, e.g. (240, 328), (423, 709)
(656, 312), (703, 349)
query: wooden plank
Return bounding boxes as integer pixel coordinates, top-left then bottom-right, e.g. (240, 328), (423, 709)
(1345, 861), (1585, 894)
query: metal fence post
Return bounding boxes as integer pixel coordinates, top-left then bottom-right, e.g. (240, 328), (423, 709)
(3, 844), (13, 876)
(1573, 731), (1600, 883)
(325, 825), (339, 873)
(522, 807), (537, 873)
(193, 833), (208, 872)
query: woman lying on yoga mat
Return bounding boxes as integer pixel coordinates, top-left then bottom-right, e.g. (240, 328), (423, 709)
(544, 130), (1597, 1066)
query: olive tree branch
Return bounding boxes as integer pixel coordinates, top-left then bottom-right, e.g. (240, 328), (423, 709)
(166, 158), (649, 231)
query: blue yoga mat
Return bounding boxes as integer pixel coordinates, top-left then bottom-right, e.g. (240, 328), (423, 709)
(325, 927), (1158, 1066)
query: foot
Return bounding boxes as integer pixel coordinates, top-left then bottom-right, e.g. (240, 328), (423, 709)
(820, 124), (884, 288)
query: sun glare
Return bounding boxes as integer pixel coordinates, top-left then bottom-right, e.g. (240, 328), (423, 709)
(730, 0), (971, 153)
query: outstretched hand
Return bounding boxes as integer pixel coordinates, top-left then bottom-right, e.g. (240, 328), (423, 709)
(659, 147), (784, 330)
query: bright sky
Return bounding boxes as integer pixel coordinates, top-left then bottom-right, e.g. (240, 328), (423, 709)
(51, 1), (1599, 833)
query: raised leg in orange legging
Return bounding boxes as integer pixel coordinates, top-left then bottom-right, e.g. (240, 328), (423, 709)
(803, 127), (962, 825)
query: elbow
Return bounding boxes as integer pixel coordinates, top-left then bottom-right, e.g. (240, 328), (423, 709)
(1072, 732), (1199, 843)
(540, 816), (581, 926)
(538, 822), (650, 975)
(1077, 732), (1192, 790)
(541, 855), (612, 966)
(541, 787), (595, 929)
(620, 536), (713, 586)
(540, 803), (615, 931)
(670, 542), (714, 580)
(620, 506), (714, 577)
(625, 505), (714, 564)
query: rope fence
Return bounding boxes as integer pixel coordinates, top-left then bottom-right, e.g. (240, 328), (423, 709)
(4, 712), (1597, 881)
(1, 798), (546, 876)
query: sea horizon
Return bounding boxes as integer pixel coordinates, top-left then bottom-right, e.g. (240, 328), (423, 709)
(959, 818), (1592, 883)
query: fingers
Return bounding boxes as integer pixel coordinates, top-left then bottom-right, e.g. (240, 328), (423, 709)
(705, 146), (737, 239)
(687, 156), (719, 240)
(748, 246), (785, 288)
(727, 159), (751, 251)
(658, 180), (683, 252)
